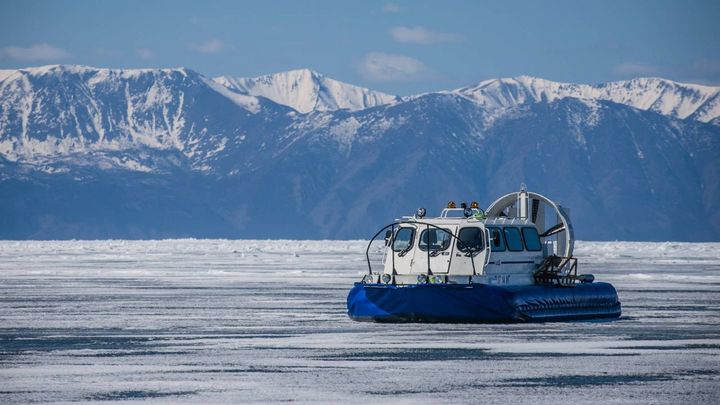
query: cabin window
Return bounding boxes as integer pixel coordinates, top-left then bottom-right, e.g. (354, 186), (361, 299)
(487, 227), (506, 252)
(419, 228), (452, 251)
(522, 227), (542, 251)
(504, 227), (524, 252)
(392, 227), (415, 252)
(457, 227), (484, 253)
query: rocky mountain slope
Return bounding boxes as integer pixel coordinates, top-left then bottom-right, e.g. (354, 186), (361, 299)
(1, 65), (718, 240)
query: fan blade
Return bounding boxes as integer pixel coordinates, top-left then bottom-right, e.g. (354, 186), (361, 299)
(539, 223), (565, 238)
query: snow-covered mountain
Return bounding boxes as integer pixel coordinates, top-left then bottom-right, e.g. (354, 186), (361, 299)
(0, 64), (294, 172)
(214, 68), (399, 113)
(448, 76), (720, 123)
(0, 65), (718, 241)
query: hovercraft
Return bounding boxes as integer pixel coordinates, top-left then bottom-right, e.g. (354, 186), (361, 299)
(347, 186), (621, 323)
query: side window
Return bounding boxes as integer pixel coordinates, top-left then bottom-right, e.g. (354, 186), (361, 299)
(522, 227), (542, 251)
(487, 227), (506, 252)
(504, 227), (524, 252)
(457, 227), (484, 252)
(419, 228), (452, 251)
(392, 227), (415, 252)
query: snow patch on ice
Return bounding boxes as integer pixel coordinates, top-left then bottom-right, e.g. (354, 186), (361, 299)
(0, 239), (718, 404)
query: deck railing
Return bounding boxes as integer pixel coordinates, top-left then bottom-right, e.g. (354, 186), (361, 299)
(533, 255), (578, 286)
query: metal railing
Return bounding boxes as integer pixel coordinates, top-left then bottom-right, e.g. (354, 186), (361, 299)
(364, 220), (481, 283)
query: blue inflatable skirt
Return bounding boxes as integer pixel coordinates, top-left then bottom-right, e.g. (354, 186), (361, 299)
(347, 282), (621, 323)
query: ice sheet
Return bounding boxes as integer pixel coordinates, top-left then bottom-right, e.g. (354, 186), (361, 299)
(1, 240), (718, 404)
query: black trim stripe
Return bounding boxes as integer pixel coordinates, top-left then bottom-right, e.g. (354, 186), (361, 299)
(487, 260), (535, 264)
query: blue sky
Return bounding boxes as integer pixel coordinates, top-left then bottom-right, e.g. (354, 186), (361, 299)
(1, 0), (718, 95)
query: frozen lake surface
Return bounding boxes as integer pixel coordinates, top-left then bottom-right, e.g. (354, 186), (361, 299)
(1, 240), (719, 404)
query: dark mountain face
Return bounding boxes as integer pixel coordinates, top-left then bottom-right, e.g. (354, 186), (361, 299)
(252, 95), (719, 241)
(475, 99), (719, 241)
(1, 67), (718, 241)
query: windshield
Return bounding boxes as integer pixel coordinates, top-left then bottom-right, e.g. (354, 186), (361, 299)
(419, 228), (452, 251)
(457, 227), (484, 252)
(392, 227), (415, 252)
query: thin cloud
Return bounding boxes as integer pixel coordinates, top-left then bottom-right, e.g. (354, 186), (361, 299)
(136, 48), (154, 60)
(1, 43), (70, 61)
(613, 62), (662, 77)
(691, 59), (720, 83)
(390, 26), (462, 44)
(188, 38), (224, 54)
(359, 52), (427, 82)
(382, 2), (402, 13)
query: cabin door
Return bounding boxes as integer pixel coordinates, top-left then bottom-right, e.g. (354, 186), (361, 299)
(417, 225), (454, 274)
(450, 226), (487, 276)
(389, 226), (417, 275)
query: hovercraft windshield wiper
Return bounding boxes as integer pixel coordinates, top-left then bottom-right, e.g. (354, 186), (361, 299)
(397, 245), (413, 257)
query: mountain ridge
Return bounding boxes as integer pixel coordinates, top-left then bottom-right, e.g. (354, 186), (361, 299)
(214, 68), (400, 113)
(447, 75), (720, 123)
(2, 64), (719, 121)
(0, 64), (718, 241)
